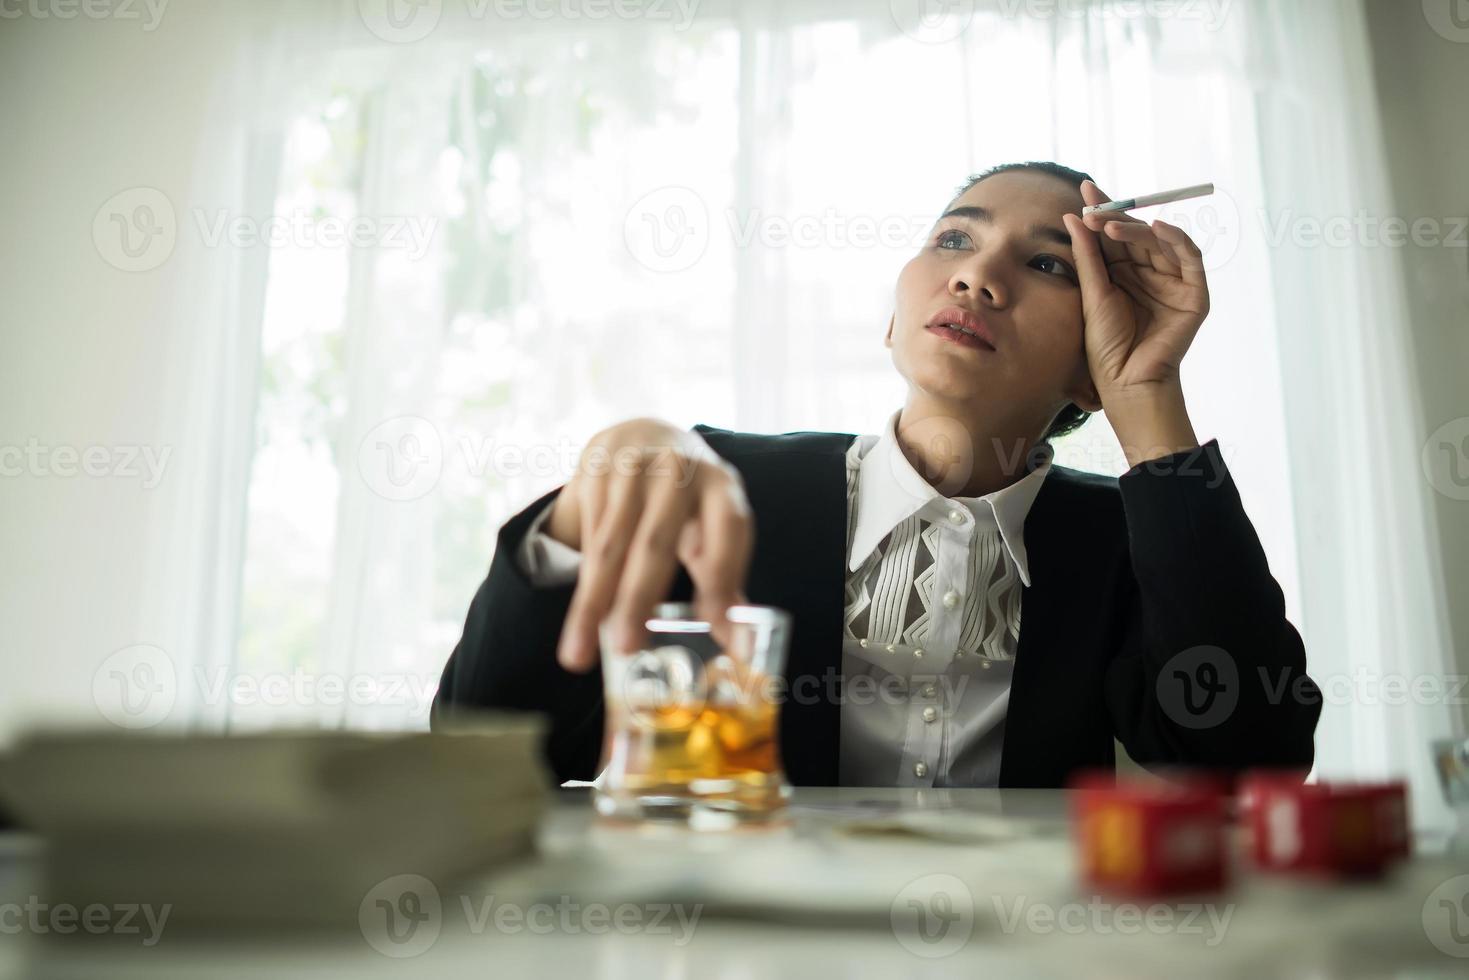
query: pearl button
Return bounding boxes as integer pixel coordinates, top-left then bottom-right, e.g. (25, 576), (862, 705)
(859, 638), (868, 648)
(948, 509), (965, 524)
(885, 643), (896, 653)
(913, 648), (924, 658)
(914, 762), (929, 778)
(980, 659), (991, 669)
(922, 706), (938, 723)
(954, 650), (965, 659)
(942, 590), (960, 609)
(922, 686), (936, 699)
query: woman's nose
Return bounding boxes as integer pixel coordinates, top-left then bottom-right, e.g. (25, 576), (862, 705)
(948, 262), (1006, 308)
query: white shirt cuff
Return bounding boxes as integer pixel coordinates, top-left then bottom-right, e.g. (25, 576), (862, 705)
(517, 495), (582, 587)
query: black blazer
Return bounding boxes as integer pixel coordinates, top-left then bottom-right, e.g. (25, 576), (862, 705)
(433, 424), (1321, 787)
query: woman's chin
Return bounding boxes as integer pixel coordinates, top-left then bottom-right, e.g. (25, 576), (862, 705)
(903, 363), (988, 400)
(895, 350), (1009, 401)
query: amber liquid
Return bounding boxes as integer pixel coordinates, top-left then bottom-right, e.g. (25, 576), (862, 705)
(599, 698), (788, 816)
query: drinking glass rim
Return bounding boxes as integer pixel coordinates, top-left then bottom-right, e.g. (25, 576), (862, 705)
(644, 602), (789, 632)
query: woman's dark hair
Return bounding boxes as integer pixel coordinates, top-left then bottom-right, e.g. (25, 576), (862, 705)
(949, 161), (1096, 444)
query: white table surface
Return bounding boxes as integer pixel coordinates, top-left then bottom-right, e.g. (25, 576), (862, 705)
(2, 787), (1465, 978)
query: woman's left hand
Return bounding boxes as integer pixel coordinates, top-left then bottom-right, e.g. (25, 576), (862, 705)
(1060, 179), (1210, 401)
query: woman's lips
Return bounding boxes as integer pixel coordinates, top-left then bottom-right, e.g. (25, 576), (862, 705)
(926, 323), (996, 352)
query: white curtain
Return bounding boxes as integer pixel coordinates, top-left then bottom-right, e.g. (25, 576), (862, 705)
(1246, 1), (1459, 835)
(117, 0), (1453, 829)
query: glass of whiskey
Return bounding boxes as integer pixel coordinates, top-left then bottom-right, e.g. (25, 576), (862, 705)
(593, 602), (792, 825)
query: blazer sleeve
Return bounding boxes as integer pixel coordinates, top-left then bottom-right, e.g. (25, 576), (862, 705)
(519, 501), (584, 586)
(1103, 438), (1322, 773)
(430, 485), (606, 783)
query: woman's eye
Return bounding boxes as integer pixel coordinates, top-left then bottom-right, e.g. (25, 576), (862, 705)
(931, 234), (1076, 282)
(1033, 255), (1077, 280)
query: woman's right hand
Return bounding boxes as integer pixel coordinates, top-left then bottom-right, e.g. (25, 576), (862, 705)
(547, 417), (755, 673)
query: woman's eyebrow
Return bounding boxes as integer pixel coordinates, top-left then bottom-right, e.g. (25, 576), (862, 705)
(938, 205), (1073, 249)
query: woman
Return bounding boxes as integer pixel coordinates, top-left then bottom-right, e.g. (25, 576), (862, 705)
(434, 161), (1321, 787)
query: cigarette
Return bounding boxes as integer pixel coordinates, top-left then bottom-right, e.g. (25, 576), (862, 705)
(1081, 182), (1214, 216)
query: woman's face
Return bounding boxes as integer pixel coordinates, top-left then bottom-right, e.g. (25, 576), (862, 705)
(887, 169), (1101, 430)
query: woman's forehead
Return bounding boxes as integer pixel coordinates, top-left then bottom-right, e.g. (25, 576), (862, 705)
(948, 170), (1084, 219)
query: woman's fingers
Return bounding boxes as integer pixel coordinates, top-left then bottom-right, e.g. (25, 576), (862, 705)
(558, 468), (646, 671)
(552, 421), (756, 674)
(1151, 218), (1208, 288)
(1061, 212), (1111, 307)
(1079, 182), (1205, 288)
(1098, 219), (1184, 276)
(1080, 181), (1186, 274)
(577, 468), (607, 558)
(686, 473), (755, 649)
(608, 471), (698, 654)
(1079, 178), (1117, 210)
(1108, 223), (1209, 312)
(1108, 261), (1172, 311)
(1083, 220), (1140, 270)
(1080, 181), (1147, 232)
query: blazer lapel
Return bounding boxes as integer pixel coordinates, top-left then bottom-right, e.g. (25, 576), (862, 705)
(998, 472), (1062, 788)
(735, 440), (853, 787)
(998, 467), (1112, 787)
(680, 429), (854, 787)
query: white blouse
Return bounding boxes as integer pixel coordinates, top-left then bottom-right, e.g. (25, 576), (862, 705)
(517, 408), (1053, 788)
